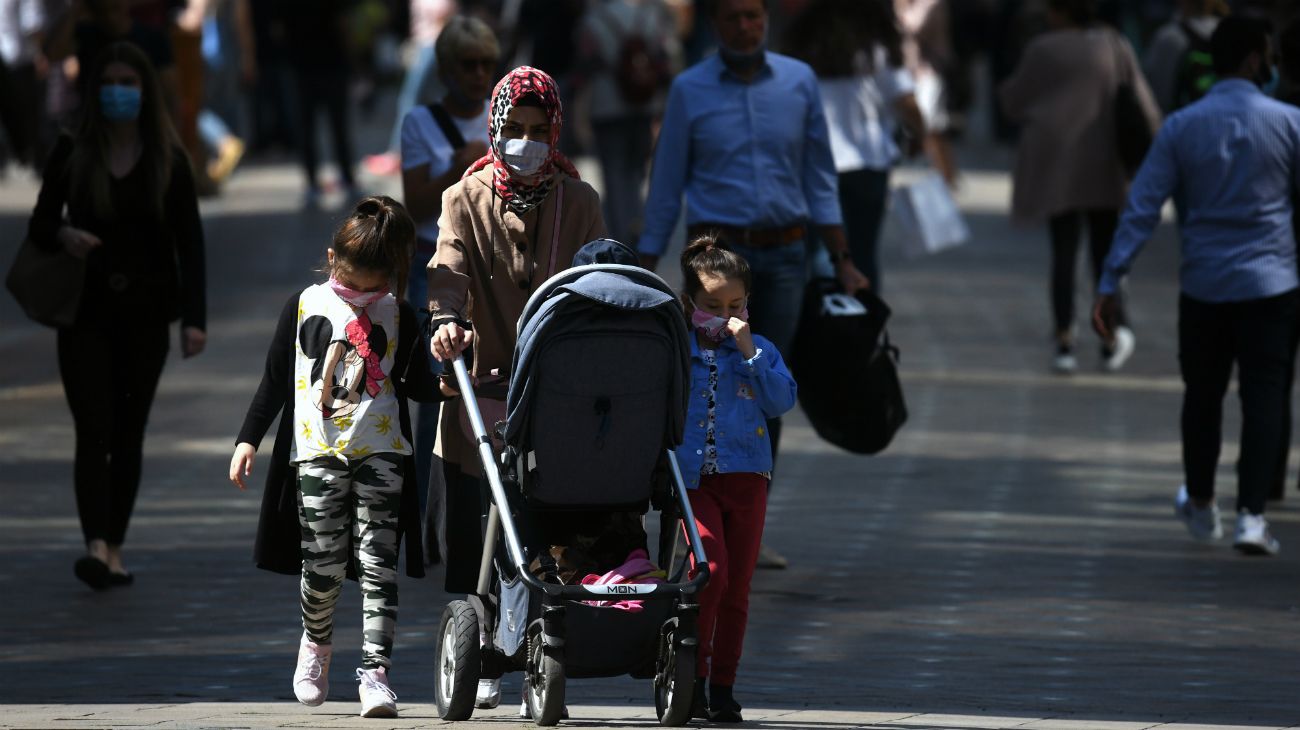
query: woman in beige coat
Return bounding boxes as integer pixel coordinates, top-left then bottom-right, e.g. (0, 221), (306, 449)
(426, 66), (606, 602)
(1000, 0), (1159, 374)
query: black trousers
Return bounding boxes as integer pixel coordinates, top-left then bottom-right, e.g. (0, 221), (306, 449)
(442, 461), (488, 594)
(1179, 290), (1300, 515)
(295, 70), (355, 189)
(57, 322), (169, 545)
(839, 167), (891, 292)
(1049, 209), (1123, 334)
(0, 60), (41, 167)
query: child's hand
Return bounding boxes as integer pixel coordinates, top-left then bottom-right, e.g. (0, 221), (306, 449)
(727, 318), (757, 360)
(229, 442), (256, 490)
(181, 326), (206, 358)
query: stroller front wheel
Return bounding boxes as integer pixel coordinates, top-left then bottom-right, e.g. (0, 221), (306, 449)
(435, 600), (482, 720)
(525, 627), (566, 726)
(654, 629), (696, 726)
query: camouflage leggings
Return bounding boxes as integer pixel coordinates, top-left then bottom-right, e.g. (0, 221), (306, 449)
(297, 453), (403, 669)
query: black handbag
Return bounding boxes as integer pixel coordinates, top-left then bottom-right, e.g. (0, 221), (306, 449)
(790, 278), (907, 454)
(5, 237), (85, 328)
(1110, 30), (1153, 177)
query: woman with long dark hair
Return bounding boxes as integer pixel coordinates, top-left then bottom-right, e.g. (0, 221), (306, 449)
(785, 0), (924, 291)
(26, 41), (207, 590)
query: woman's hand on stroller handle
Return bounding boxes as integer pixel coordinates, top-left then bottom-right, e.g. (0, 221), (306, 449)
(431, 320), (474, 362)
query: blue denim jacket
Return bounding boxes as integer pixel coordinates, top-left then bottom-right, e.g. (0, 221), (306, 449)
(674, 333), (798, 489)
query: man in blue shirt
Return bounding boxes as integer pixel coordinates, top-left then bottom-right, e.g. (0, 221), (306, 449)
(1094, 17), (1300, 557)
(637, 0), (869, 570)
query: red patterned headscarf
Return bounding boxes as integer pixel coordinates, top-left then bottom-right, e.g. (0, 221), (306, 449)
(464, 66), (580, 214)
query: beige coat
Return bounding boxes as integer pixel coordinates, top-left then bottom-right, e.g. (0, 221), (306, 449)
(999, 27), (1161, 224)
(427, 167), (607, 472)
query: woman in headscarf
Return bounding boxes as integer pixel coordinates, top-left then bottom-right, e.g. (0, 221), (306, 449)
(426, 65), (606, 598)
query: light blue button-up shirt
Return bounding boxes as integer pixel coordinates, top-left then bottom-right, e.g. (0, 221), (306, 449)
(1100, 79), (1300, 302)
(637, 52), (843, 257)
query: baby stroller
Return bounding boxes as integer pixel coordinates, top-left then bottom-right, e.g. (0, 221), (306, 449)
(434, 259), (710, 726)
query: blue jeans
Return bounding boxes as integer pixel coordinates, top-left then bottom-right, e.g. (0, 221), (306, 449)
(409, 244), (441, 514)
(730, 240), (807, 483)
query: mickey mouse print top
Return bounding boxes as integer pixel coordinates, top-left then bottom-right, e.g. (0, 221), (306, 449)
(291, 283), (411, 464)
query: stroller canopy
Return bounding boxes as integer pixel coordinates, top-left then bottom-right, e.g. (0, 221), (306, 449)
(507, 263), (690, 449)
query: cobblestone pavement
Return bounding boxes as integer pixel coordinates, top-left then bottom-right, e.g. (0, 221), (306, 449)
(1, 144), (1298, 730)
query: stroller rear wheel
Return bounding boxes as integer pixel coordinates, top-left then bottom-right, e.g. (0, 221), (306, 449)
(524, 626), (566, 726)
(654, 626), (696, 726)
(434, 600), (482, 720)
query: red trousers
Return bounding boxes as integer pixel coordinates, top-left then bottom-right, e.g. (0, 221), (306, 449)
(687, 472), (768, 685)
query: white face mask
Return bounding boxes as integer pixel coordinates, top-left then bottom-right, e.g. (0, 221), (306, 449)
(498, 137), (550, 177)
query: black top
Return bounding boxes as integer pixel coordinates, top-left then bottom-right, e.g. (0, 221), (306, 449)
(238, 292), (442, 579)
(27, 134), (206, 330)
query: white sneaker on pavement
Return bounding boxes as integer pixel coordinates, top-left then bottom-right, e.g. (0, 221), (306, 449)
(1052, 345), (1077, 374)
(476, 677), (501, 709)
(1102, 326), (1136, 372)
(356, 667), (398, 718)
(1175, 484), (1222, 541)
(1233, 510), (1280, 556)
(292, 633), (331, 707)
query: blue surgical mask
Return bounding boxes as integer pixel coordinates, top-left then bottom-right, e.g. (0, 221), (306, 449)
(100, 84), (142, 122)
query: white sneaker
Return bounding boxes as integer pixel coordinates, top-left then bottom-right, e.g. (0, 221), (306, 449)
(1175, 485), (1222, 541)
(356, 667), (398, 718)
(1052, 345), (1077, 374)
(1102, 326), (1136, 372)
(292, 633), (331, 706)
(475, 677), (501, 709)
(1233, 510), (1280, 556)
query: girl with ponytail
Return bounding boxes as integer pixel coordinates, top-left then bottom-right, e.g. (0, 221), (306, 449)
(676, 233), (797, 723)
(229, 196), (441, 719)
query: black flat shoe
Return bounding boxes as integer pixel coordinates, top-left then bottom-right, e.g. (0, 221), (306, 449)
(708, 707), (744, 723)
(707, 684), (743, 723)
(690, 677), (709, 720)
(74, 556), (111, 591)
(107, 571), (134, 587)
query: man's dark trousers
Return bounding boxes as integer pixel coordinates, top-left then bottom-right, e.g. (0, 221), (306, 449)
(1180, 289), (1300, 515)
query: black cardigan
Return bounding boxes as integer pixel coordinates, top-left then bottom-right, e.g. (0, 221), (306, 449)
(27, 134), (206, 330)
(237, 292), (442, 578)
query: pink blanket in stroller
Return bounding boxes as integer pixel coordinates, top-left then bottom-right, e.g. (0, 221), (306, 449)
(579, 549), (665, 612)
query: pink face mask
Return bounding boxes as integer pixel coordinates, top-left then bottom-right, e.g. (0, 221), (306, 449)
(691, 307), (748, 344)
(328, 276), (390, 308)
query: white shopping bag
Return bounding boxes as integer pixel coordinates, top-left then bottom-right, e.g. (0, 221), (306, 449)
(891, 171), (970, 257)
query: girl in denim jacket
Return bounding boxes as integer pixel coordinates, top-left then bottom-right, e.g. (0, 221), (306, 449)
(677, 235), (798, 723)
